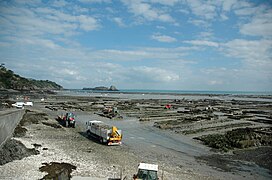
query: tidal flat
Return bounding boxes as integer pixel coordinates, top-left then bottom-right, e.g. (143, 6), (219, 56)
(0, 92), (271, 179)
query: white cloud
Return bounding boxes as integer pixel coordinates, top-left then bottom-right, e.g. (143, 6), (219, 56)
(241, 21), (272, 37)
(220, 13), (228, 20)
(208, 80), (223, 85)
(92, 46), (191, 61)
(121, 0), (175, 23)
(149, 0), (179, 6)
(79, 0), (112, 3)
(240, 11), (272, 37)
(223, 39), (272, 71)
(234, 6), (259, 16)
(130, 66), (180, 82)
(185, 0), (217, 20)
(156, 25), (166, 29)
(151, 34), (177, 43)
(0, 1), (100, 39)
(198, 66), (272, 91)
(52, 0), (68, 7)
(77, 15), (100, 31)
(113, 17), (126, 27)
(188, 19), (208, 27)
(198, 31), (214, 39)
(222, 0), (237, 12)
(233, 3), (272, 37)
(179, 9), (190, 14)
(184, 40), (219, 47)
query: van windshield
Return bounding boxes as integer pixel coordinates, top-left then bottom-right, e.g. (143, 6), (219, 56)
(137, 169), (158, 180)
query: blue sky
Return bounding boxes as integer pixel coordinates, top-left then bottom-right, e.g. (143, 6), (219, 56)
(0, 0), (271, 91)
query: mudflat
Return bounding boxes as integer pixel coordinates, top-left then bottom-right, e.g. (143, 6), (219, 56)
(0, 92), (271, 179)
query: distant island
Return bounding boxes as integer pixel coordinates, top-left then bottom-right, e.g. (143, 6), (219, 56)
(82, 85), (118, 91)
(0, 65), (63, 91)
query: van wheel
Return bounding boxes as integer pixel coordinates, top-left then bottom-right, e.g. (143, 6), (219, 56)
(87, 130), (91, 137)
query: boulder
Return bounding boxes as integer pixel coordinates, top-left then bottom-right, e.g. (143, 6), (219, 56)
(109, 85), (118, 91)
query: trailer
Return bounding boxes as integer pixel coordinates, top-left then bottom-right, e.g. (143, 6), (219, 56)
(86, 120), (122, 145)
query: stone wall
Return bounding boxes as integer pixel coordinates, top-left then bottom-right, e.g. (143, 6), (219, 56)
(0, 109), (25, 148)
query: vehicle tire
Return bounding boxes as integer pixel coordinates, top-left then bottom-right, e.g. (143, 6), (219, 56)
(87, 130), (91, 138)
(100, 137), (103, 144)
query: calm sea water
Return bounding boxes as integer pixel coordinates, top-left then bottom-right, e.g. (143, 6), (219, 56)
(64, 89), (272, 96)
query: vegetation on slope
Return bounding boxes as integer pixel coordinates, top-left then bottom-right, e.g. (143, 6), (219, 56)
(0, 65), (62, 90)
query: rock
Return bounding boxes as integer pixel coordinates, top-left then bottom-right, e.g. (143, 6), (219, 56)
(0, 139), (39, 165)
(83, 85), (119, 91)
(93, 86), (109, 91)
(109, 85), (118, 91)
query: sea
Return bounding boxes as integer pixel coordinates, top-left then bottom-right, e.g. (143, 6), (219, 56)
(61, 89), (272, 96)
(55, 89), (272, 102)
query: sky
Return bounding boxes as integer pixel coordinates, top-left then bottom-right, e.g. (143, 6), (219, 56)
(0, 0), (271, 91)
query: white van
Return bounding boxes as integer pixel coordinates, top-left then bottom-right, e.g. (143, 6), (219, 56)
(24, 102), (33, 106)
(12, 102), (25, 109)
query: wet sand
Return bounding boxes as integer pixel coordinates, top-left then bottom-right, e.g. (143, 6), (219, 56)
(0, 92), (271, 179)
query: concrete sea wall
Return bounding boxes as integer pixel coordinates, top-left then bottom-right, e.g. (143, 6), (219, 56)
(0, 109), (25, 148)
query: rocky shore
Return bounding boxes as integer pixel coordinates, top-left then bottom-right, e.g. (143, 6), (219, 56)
(0, 92), (271, 179)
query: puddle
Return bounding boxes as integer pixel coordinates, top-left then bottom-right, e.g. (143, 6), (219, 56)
(39, 162), (76, 180)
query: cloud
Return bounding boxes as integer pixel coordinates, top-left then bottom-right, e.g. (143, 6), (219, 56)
(233, 3), (272, 37)
(77, 15), (100, 31)
(184, 40), (219, 47)
(150, 0), (179, 6)
(52, 0), (68, 7)
(90, 46), (200, 62)
(221, 38), (272, 90)
(198, 31), (214, 39)
(222, 0), (238, 12)
(1, 0), (271, 91)
(0, 1), (100, 39)
(156, 25), (166, 29)
(79, 0), (112, 3)
(240, 11), (272, 37)
(199, 66), (272, 91)
(188, 19), (209, 27)
(223, 39), (272, 69)
(2, 34), (192, 88)
(208, 80), (223, 85)
(129, 66), (180, 82)
(151, 34), (177, 43)
(185, 0), (217, 20)
(220, 13), (228, 20)
(121, 0), (175, 23)
(234, 5), (259, 16)
(113, 17), (126, 27)
(241, 21), (272, 37)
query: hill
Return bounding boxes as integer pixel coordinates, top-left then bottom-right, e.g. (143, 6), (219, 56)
(0, 66), (63, 90)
